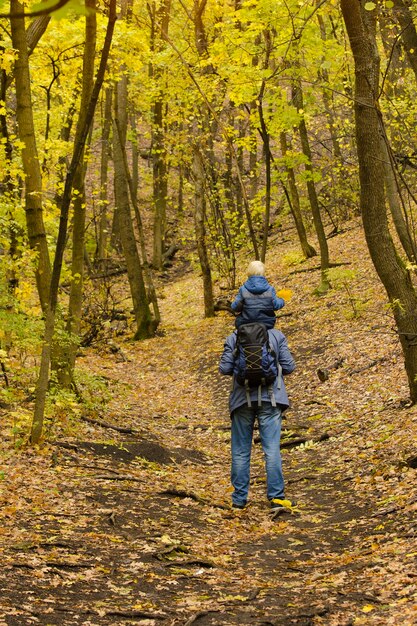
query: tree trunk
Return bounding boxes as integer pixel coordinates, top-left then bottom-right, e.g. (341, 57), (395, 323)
(280, 132), (317, 259)
(392, 0), (417, 82)
(10, 0), (51, 313)
(341, 0), (417, 403)
(192, 148), (214, 318)
(30, 0), (117, 443)
(149, 0), (171, 270)
(292, 80), (330, 293)
(114, 116), (161, 330)
(317, 13), (342, 161)
(113, 80), (154, 340)
(381, 138), (417, 264)
(257, 29), (273, 263)
(152, 97), (168, 269)
(378, 12), (417, 264)
(96, 87), (112, 262)
(258, 97), (271, 264)
(60, 0), (97, 388)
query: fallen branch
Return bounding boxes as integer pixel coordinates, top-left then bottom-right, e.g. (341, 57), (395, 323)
(174, 424), (230, 432)
(101, 610), (167, 620)
(33, 607), (167, 620)
(184, 611), (221, 626)
(159, 488), (206, 504)
(69, 463), (122, 475)
(93, 474), (142, 482)
(163, 558), (216, 568)
(317, 358), (345, 382)
(214, 298), (234, 314)
(51, 441), (79, 451)
(44, 561), (95, 569)
(90, 267), (127, 280)
(162, 242), (180, 265)
(11, 541), (76, 551)
(290, 261), (350, 275)
(80, 414), (138, 434)
(349, 357), (388, 375)
(10, 560), (94, 569)
(254, 433), (330, 448)
(159, 488), (229, 510)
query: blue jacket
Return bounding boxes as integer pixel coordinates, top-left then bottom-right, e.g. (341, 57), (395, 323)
(231, 276), (285, 329)
(219, 328), (295, 415)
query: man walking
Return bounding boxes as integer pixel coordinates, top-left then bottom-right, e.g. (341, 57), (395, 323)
(219, 324), (296, 513)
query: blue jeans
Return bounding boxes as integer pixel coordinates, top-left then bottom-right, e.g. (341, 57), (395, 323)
(231, 402), (284, 507)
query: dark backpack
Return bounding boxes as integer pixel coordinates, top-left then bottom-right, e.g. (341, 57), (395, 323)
(233, 323), (281, 406)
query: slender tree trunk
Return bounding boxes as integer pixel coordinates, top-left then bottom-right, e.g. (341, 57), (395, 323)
(236, 115), (244, 218)
(130, 114), (139, 198)
(392, 0), (417, 82)
(378, 13), (417, 264)
(381, 139), (417, 264)
(257, 29), (273, 263)
(341, 0), (417, 403)
(248, 122), (258, 201)
(115, 117), (161, 330)
(178, 164), (184, 213)
(192, 148), (214, 318)
(152, 97), (168, 269)
(280, 132), (316, 259)
(292, 80), (330, 293)
(149, 0), (171, 269)
(59, 0), (97, 388)
(317, 13), (342, 161)
(97, 87), (112, 262)
(113, 80), (154, 339)
(31, 0), (117, 443)
(248, 36), (261, 202)
(10, 0), (51, 313)
(1, 44), (22, 296)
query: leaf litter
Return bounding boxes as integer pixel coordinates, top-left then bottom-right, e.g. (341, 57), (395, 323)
(1, 218), (417, 625)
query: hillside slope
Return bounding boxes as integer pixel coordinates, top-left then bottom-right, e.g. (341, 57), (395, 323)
(1, 219), (417, 625)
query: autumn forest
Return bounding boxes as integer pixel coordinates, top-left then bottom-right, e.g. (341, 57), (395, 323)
(1, 0), (417, 624)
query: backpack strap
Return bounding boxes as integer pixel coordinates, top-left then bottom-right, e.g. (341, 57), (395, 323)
(245, 380), (252, 407)
(267, 385), (277, 407)
(277, 363), (282, 390)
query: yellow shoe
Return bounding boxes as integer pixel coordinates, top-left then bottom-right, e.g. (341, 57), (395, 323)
(270, 498), (296, 515)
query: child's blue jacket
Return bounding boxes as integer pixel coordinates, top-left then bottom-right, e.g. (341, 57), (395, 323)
(231, 276), (285, 328)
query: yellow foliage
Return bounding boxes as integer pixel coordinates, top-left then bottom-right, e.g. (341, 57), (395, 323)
(277, 288), (293, 302)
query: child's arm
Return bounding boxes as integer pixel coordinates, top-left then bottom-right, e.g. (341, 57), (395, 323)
(271, 286), (285, 311)
(231, 287), (244, 312)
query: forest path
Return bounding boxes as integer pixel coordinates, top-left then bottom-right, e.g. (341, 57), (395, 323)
(2, 223), (417, 625)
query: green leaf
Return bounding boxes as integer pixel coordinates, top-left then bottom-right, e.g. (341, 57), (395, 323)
(30, 0), (87, 19)
(385, 0), (394, 7)
(364, 1), (376, 9)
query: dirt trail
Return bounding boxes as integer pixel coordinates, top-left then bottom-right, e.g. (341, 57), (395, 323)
(1, 225), (417, 625)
